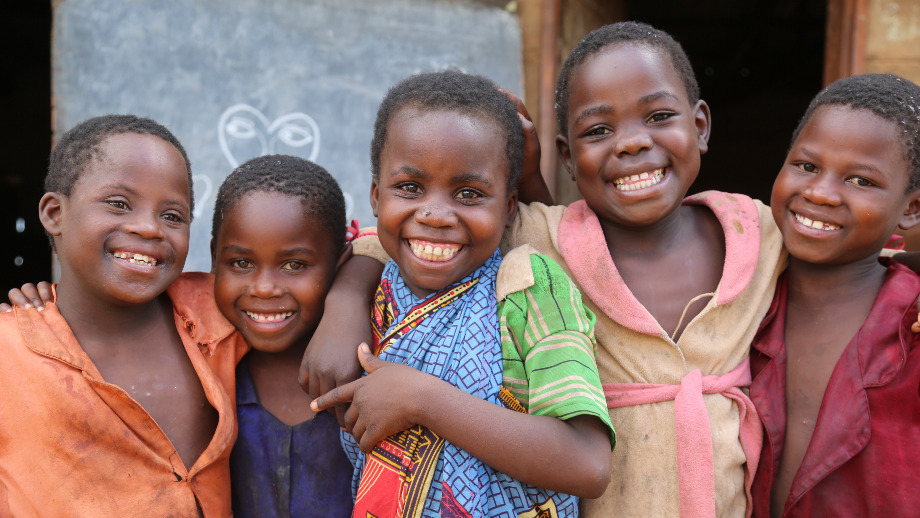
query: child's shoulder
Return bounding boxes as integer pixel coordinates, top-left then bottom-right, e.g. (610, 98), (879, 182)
(497, 244), (572, 301)
(166, 271), (239, 345)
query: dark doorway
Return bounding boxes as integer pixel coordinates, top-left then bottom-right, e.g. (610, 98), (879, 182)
(626, 0), (827, 203)
(2, 4), (52, 292)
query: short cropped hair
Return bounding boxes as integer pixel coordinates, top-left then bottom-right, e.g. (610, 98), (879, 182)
(370, 69), (523, 191)
(790, 73), (920, 192)
(555, 21), (700, 134)
(211, 154), (346, 253)
(46, 114), (193, 214)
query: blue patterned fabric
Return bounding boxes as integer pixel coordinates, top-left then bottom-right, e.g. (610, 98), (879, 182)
(342, 249), (579, 517)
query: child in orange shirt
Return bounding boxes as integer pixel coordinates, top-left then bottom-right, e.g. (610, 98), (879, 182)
(0, 114), (246, 517)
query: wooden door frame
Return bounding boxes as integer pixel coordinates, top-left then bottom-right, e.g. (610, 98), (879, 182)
(824, 0), (869, 84)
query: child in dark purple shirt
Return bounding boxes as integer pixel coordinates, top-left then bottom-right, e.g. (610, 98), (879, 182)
(210, 155), (354, 517)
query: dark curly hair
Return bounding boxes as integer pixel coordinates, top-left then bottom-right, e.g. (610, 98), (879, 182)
(555, 21), (699, 135)
(370, 69), (523, 191)
(211, 154), (346, 254)
(46, 114), (193, 214)
(790, 73), (920, 192)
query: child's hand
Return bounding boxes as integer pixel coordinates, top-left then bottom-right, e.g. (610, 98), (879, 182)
(0, 282), (53, 313)
(498, 88), (554, 206)
(311, 343), (430, 452)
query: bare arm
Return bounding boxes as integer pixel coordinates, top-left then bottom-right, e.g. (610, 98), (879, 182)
(313, 344), (612, 498)
(298, 255), (383, 425)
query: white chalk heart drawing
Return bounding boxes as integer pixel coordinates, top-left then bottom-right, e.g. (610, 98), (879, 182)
(218, 104), (321, 168)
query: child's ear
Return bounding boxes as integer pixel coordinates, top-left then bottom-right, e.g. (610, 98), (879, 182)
(556, 134), (576, 181)
(369, 176), (380, 217)
(693, 100), (712, 155)
(38, 192), (64, 236)
(505, 189), (519, 228)
(209, 237), (217, 274)
(335, 242), (353, 271)
(898, 192), (920, 231)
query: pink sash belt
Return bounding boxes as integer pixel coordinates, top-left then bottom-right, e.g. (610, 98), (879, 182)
(603, 358), (761, 518)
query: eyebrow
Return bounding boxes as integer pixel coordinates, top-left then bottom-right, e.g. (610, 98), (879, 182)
(798, 147), (880, 173)
(572, 90), (680, 127)
(388, 166), (494, 186)
(220, 244), (317, 257)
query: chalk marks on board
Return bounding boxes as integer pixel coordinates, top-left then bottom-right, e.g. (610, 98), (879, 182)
(215, 103), (354, 220)
(218, 104), (321, 167)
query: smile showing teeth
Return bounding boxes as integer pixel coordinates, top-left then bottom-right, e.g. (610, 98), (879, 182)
(113, 251), (157, 266)
(613, 168), (664, 191)
(409, 240), (461, 262)
(245, 311), (293, 323)
(794, 213), (840, 231)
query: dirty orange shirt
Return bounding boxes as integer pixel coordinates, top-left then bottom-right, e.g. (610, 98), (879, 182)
(0, 272), (248, 517)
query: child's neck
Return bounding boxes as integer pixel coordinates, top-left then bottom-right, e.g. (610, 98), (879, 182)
(599, 204), (726, 341)
(246, 338), (316, 427)
(785, 254), (888, 309)
(55, 282), (173, 347)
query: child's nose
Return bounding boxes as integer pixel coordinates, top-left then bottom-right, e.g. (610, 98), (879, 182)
(802, 173), (842, 206)
(614, 124), (653, 156)
(415, 204), (457, 227)
(248, 271), (283, 298)
(124, 211), (165, 239)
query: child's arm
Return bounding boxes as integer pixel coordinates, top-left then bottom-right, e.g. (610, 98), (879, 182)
(0, 282), (53, 312)
(312, 343), (612, 499)
(500, 89), (554, 206)
(298, 255), (383, 425)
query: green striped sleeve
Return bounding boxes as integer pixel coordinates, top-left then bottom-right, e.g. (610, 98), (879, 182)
(498, 254), (615, 447)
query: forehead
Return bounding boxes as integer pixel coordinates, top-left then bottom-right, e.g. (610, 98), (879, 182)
(572, 43), (690, 106)
(797, 105), (908, 172)
(73, 133), (192, 199)
(383, 107), (509, 181)
(218, 191), (336, 251)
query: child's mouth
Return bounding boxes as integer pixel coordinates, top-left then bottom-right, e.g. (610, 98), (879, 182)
(613, 168), (665, 191)
(408, 239), (461, 262)
(113, 251), (158, 266)
(793, 212), (840, 231)
(245, 311), (294, 323)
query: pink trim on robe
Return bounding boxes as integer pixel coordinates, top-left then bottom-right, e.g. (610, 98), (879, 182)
(604, 359), (762, 518)
(558, 191), (762, 337)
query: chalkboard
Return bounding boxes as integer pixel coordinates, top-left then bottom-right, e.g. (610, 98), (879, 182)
(53, 0), (523, 272)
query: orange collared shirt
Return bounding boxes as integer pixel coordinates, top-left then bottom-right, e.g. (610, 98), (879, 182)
(0, 272), (248, 517)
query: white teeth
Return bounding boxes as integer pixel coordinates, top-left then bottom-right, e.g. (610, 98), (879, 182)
(113, 251), (157, 266)
(614, 168), (664, 191)
(246, 311), (293, 323)
(409, 241), (460, 262)
(794, 213), (840, 231)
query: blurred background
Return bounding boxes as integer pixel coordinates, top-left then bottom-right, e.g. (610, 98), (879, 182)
(4, 0), (919, 291)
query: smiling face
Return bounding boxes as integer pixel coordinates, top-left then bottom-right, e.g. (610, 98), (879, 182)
(771, 105), (920, 266)
(212, 191), (341, 353)
(557, 43), (710, 229)
(42, 132), (191, 308)
(371, 107), (517, 297)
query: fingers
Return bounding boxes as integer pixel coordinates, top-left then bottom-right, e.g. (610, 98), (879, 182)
(914, 296), (920, 333)
(310, 380), (357, 413)
(0, 303), (11, 313)
(356, 342), (384, 373)
(8, 288), (37, 311)
(36, 282), (54, 308)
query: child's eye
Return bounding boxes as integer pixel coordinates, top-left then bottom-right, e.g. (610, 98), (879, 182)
(281, 261), (306, 271)
(396, 183), (422, 196)
(648, 112), (674, 123)
(106, 200), (129, 210)
(794, 162), (818, 173)
(162, 211), (186, 223)
(456, 188), (483, 202)
(584, 126), (612, 137)
(846, 176), (874, 187)
(231, 259), (254, 269)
